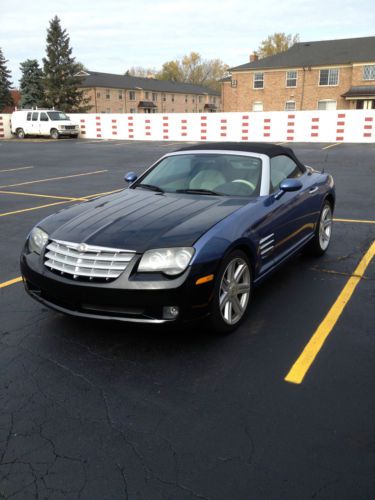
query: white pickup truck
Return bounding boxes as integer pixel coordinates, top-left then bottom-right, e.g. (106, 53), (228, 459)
(11, 109), (79, 139)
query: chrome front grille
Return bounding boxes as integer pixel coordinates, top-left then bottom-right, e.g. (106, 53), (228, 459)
(44, 240), (135, 281)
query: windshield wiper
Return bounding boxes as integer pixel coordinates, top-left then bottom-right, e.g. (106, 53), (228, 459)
(134, 183), (164, 193)
(176, 188), (222, 196)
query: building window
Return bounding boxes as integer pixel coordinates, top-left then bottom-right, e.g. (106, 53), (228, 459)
(129, 91), (136, 100)
(171, 94), (175, 102)
(231, 79), (237, 88)
(192, 97), (195, 103)
(285, 101), (296, 111)
(198, 96), (203, 103)
(286, 70), (297, 87)
(105, 89), (111, 99)
(185, 95), (188, 103)
(363, 65), (375, 80)
(118, 90), (123, 100)
(319, 68), (339, 86)
(130, 108), (136, 113)
(152, 93), (158, 102)
(96, 92), (101, 98)
(162, 93), (166, 102)
(253, 72), (264, 89)
(317, 100), (337, 110)
(106, 108), (111, 113)
(151, 109), (157, 113)
(199, 109), (202, 112)
(213, 97), (216, 104)
(252, 101), (263, 111)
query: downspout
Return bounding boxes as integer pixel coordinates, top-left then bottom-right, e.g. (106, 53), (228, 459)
(300, 68), (306, 111)
(94, 87), (98, 113)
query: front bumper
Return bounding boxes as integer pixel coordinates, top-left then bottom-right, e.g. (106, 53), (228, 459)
(58, 129), (78, 136)
(20, 250), (217, 324)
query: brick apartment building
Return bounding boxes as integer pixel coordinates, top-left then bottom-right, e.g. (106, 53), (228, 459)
(222, 36), (375, 112)
(77, 71), (220, 113)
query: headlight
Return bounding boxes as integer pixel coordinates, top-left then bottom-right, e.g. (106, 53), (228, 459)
(138, 247), (194, 276)
(28, 227), (48, 254)
(58, 125), (65, 130)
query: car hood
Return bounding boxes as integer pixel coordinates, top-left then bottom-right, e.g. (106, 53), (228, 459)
(56, 120), (76, 126)
(40, 188), (251, 252)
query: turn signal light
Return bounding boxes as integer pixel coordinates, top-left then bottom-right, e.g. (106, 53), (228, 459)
(195, 274), (214, 285)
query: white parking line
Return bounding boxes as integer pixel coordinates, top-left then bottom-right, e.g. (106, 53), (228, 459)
(0, 166), (34, 173)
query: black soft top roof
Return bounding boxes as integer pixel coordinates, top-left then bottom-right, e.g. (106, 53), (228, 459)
(176, 142), (305, 169)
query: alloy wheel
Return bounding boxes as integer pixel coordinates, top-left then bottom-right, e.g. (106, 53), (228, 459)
(319, 204), (332, 250)
(219, 257), (251, 325)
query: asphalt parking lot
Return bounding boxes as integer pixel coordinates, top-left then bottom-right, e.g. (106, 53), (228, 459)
(0, 138), (374, 499)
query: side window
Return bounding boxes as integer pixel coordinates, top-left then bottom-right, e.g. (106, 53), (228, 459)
(270, 155), (302, 192)
(27, 112), (32, 121)
(40, 112), (48, 121)
(32, 112), (39, 121)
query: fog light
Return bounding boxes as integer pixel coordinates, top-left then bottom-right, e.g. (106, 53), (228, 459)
(163, 306), (179, 319)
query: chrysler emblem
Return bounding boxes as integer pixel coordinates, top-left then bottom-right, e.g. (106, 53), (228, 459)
(78, 243), (87, 252)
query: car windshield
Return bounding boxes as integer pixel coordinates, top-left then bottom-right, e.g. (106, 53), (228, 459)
(47, 112), (70, 121)
(136, 154), (262, 197)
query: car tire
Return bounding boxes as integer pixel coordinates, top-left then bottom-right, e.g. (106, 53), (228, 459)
(16, 128), (25, 139)
(307, 200), (333, 256)
(50, 129), (59, 140)
(208, 249), (252, 334)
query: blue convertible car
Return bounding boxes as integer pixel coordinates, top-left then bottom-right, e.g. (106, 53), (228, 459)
(21, 143), (335, 333)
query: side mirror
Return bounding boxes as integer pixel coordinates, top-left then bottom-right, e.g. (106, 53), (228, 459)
(274, 178), (302, 200)
(279, 178), (302, 192)
(124, 172), (138, 184)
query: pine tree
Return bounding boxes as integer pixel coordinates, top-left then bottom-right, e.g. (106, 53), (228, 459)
(42, 16), (90, 112)
(0, 47), (13, 111)
(19, 59), (44, 109)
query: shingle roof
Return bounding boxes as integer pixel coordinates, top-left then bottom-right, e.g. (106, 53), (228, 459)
(77, 71), (220, 96)
(231, 36), (375, 72)
(342, 85), (375, 97)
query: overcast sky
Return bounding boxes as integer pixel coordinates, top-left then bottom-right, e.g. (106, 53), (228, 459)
(1, 0), (374, 86)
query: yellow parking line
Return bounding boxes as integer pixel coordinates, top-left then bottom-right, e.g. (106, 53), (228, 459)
(0, 190), (88, 202)
(285, 241), (375, 385)
(0, 166), (34, 173)
(334, 218), (375, 225)
(84, 188), (122, 199)
(0, 200), (70, 217)
(0, 170), (108, 189)
(0, 276), (23, 289)
(322, 143), (341, 150)
(0, 187), (122, 217)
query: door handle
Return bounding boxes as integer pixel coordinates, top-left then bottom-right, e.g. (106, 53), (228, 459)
(309, 186), (319, 194)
